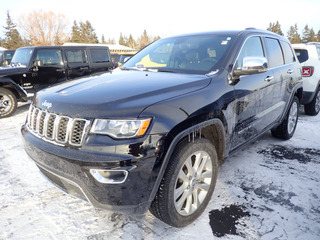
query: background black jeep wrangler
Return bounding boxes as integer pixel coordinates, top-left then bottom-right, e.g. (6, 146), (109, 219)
(0, 45), (112, 118)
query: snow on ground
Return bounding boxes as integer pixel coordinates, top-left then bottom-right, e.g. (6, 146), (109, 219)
(0, 103), (319, 240)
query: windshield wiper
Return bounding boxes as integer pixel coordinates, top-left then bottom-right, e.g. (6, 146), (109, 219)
(120, 67), (177, 73)
(156, 68), (178, 73)
(120, 67), (157, 72)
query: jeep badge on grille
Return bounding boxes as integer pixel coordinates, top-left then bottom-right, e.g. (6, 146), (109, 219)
(42, 100), (52, 109)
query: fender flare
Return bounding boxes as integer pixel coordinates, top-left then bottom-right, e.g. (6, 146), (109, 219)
(0, 78), (28, 101)
(147, 118), (226, 204)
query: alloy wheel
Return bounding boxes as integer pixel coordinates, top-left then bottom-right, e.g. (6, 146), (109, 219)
(174, 150), (213, 216)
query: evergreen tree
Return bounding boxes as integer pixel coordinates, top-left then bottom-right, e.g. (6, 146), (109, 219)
(287, 24), (301, 44)
(119, 33), (126, 45)
(79, 20), (99, 43)
(2, 11), (24, 49)
(127, 34), (137, 49)
(267, 21), (284, 36)
(317, 30), (320, 42)
(107, 38), (115, 44)
(71, 20), (81, 43)
(101, 34), (106, 44)
(137, 30), (151, 49)
(301, 25), (317, 43)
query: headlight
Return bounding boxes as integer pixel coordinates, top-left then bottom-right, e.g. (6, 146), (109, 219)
(90, 118), (152, 139)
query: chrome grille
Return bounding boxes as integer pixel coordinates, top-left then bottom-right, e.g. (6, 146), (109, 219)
(27, 105), (90, 147)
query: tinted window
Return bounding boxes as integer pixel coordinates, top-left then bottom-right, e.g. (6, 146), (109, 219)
(294, 49), (309, 63)
(264, 38), (284, 68)
(236, 36), (264, 69)
(36, 49), (63, 66)
(90, 49), (110, 63)
(281, 41), (296, 64)
(66, 49), (87, 63)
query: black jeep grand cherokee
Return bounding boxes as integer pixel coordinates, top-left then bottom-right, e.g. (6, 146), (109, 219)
(22, 29), (302, 227)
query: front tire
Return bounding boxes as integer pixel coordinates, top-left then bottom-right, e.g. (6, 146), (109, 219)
(0, 88), (17, 118)
(271, 96), (299, 140)
(304, 86), (320, 116)
(150, 138), (218, 227)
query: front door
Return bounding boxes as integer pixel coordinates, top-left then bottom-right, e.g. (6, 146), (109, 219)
(32, 48), (67, 91)
(231, 36), (277, 149)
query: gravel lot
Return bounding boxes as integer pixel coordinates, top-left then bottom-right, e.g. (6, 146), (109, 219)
(0, 103), (319, 240)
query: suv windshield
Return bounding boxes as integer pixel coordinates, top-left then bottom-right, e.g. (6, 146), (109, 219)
(11, 48), (34, 67)
(122, 34), (235, 74)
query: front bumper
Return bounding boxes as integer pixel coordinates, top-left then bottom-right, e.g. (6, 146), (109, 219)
(21, 124), (165, 215)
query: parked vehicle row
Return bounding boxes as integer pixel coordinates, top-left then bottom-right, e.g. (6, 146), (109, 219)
(293, 43), (320, 116)
(21, 28), (303, 227)
(0, 45), (113, 118)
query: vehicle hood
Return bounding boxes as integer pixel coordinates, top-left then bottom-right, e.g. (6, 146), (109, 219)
(0, 66), (25, 77)
(33, 69), (211, 118)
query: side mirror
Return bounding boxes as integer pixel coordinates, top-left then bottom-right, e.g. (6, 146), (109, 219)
(34, 60), (43, 67)
(3, 60), (9, 66)
(233, 56), (268, 78)
(33, 60), (43, 72)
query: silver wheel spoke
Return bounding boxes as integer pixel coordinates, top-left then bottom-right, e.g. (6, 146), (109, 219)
(200, 169), (212, 180)
(176, 190), (190, 212)
(197, 182), (210, 192)
(184, 192), (193, 214)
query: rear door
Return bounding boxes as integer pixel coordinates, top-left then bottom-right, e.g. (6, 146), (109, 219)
(65, 47), (90, 79)
(263, 37), (295, 122)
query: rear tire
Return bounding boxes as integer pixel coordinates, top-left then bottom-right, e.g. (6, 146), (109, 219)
(0, 87), (17, 118)
(150, 138), (218, 227)
(271, 96), (299, 140)
(304, 86), (320, 116)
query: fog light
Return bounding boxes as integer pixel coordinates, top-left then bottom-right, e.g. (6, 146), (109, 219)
(90, 169), (128, 184)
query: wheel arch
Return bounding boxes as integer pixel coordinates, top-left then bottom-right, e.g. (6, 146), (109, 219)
(0, 78), (28, 101)
(147, 118), (227, 204)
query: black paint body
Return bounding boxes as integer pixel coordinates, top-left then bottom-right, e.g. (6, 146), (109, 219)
(21, 29), (302, 215)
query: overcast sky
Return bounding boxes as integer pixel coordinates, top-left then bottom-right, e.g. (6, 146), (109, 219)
(1, 0), (320, 42)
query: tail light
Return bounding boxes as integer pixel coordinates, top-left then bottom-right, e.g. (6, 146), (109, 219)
(302, 67), (314, 77)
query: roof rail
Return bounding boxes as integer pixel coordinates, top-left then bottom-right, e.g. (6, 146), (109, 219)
(306, 42), (320, 45)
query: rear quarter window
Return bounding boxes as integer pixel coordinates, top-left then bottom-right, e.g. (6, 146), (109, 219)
(90, 49), (110, 63)
(294, 49), (309, 63)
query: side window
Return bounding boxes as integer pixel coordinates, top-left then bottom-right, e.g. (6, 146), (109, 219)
(281, 41), (296, 64)
(316, 47), (320, 61)
(5, 52), (14, 63)
(264, 38), (284, 68)
(236, 37), (264, 69)
(90, 49), (110, 63)
(36, 49), (63, 66)
(66, 49), (87, 64)
(294, 49), (309, 63)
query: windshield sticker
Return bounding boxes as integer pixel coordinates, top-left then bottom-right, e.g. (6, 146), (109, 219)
(221, 40), (228, 45)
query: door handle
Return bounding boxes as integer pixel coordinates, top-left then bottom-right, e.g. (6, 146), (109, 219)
(264, 76), (274, 82)
(56, 69), (65, 72)
(80, 67), (89, 70)
(287, 69), (294, 74)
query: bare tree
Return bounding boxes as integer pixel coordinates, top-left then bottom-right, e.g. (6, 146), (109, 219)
(18, 9), (69, 45)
